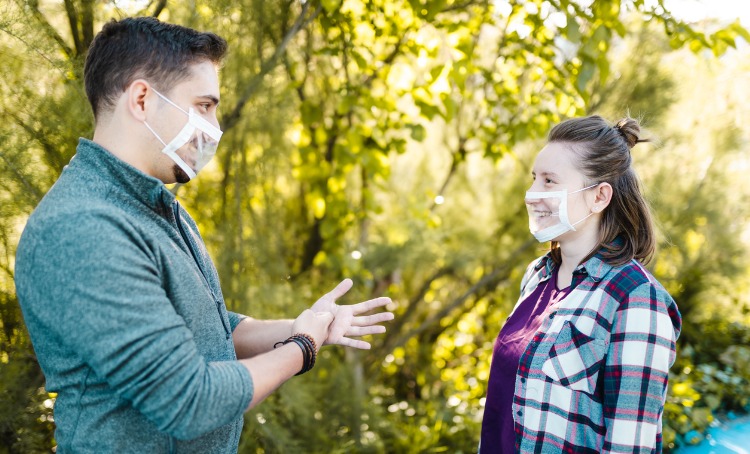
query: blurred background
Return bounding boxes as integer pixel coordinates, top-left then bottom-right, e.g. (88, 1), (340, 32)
(1, 0), (748, 452)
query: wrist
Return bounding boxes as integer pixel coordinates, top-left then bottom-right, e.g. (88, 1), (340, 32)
(274, 333), (318, 375)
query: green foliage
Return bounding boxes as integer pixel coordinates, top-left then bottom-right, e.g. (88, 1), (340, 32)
(664, 318), (750, 450)
(0, 291), (55, 452)
(0, 0), (748, 452)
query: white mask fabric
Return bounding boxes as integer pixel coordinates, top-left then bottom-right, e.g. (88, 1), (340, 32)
(143, 89), (223, 180)
(525, 183), (598, 243)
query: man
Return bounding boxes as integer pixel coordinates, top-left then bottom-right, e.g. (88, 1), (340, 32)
(15, 16), (393, 453)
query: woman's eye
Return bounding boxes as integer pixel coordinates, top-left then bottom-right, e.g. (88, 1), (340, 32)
(545, 178), (554, 184)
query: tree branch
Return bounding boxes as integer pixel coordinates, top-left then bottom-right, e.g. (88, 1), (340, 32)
(221, 2), (322, 132)
(26, 0), (74, 59)
(7, 111), (66, 173)
(429, 138), (465, 212)
(383, 239), (536, 353)
(151, 0), (167, 17)
(62, 0), (82, 55)
(439, 0), (486, 14)
(81, 0), (95, 51)
(360, 38), (404, 88)
(377, 266), (455, 355)
(0, 144), (44, 202)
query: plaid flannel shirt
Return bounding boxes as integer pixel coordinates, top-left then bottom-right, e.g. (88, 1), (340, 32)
(510, 250), (681, 453)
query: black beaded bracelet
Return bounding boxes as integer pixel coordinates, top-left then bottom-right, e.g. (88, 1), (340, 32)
(274, 333), (318, 375)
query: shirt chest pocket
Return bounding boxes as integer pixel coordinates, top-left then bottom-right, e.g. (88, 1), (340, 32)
(542, 320), (607, 395)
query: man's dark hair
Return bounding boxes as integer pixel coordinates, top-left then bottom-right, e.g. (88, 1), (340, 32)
(84, 17), (227, 120)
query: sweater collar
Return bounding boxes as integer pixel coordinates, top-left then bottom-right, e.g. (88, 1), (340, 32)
(72, 138), (176, 209)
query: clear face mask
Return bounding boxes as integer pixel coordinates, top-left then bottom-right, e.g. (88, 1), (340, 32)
(525, 183), (598, 243)
(143, 88), (223, 181)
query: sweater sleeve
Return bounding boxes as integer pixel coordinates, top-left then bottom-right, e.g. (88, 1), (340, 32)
(16, 210), (253, 440)
(228, 311), (247, 332)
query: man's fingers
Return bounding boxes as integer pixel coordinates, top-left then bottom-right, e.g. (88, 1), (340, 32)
(351, 297), (392, 315)
(338, 337), (371, 350)
(356, 325), (385, 337)
(326, 278), (353, 300)
(351, 313), (394, 326)
(343, 325), (387, 337)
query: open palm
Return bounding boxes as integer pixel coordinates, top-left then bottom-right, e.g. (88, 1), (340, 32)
(310, 279), (394, 349)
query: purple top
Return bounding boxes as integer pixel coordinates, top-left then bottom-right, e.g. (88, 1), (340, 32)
(480, 268), (570, 453)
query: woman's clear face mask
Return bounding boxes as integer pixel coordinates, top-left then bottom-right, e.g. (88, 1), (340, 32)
(525, 183), (598, 242)
(143, 88), (223, 181)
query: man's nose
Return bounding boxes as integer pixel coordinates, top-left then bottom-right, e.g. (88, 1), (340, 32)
(210, 115), (221, 130)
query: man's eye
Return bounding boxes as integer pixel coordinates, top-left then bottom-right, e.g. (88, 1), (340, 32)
(545, 178), (554, 184)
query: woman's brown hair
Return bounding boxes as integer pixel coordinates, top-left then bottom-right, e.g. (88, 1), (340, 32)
(547, 115), (655, 266)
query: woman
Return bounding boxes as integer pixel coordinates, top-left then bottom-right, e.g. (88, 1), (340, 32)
(480, 116), (681, 453)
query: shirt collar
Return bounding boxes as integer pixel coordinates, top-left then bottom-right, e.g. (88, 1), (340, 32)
(534, 245), (615, 283)
(71, 138), (176, 210)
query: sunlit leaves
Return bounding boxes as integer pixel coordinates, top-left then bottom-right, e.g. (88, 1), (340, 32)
(2, 0), (749, 451)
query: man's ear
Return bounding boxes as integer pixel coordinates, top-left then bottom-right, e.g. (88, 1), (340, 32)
(592, 182), (613, 213)
(124, 79), (151, 122)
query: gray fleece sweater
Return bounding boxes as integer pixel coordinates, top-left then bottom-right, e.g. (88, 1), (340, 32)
(15, 139), (254, 453)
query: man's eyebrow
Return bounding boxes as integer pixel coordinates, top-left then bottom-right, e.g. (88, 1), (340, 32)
(198, 95), (220, 106)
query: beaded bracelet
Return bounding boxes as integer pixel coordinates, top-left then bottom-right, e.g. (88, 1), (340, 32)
(274, 333), (318, 375)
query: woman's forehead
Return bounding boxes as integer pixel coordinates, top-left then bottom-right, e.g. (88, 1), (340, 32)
(533, 143), (582, 179)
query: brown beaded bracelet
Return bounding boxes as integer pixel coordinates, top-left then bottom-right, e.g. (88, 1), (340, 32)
(274, 333), (318, 375)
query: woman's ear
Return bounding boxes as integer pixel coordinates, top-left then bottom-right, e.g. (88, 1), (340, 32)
(592, 182), (613, 213)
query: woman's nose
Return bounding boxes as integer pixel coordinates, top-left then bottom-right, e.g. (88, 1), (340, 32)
(525, 192), (541, 204)
(525, 182), (543, 202)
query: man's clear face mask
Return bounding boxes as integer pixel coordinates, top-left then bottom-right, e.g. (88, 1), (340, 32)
(525, 183), (599, 243)
(143, 88), (223, 181)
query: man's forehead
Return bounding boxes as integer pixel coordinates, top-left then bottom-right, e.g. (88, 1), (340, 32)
(176, 61), (220, 98)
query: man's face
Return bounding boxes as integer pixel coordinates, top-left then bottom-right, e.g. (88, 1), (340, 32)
(146, 61), (221, 184)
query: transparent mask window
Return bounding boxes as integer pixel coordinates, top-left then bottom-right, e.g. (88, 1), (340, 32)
(525, 191), (565, 234)
(192, 129), (219, 170)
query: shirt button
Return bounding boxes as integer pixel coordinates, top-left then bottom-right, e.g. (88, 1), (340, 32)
(517, 410), (523, 416)
(520, 378), (526, 383)
(548, 313), (555, 319)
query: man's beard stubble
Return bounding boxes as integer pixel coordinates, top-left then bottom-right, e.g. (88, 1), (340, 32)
(174, 164), (191, 184)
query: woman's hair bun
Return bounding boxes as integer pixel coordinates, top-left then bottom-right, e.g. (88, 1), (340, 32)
(614, 117), (646, 149)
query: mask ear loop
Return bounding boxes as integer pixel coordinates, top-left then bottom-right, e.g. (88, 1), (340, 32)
(143, 121), (168, 147)
(566, 182), (601, 230)
(152, 88), (188, 114)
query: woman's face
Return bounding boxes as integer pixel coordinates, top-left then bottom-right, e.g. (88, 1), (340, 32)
(526, 142), (597, 241)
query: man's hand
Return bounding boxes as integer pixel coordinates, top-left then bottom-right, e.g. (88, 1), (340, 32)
(310, 278), (394, 350)
(291, 309), (334, 349)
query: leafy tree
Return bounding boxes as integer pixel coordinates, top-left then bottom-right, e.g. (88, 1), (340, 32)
(0, 0), (747, 452)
